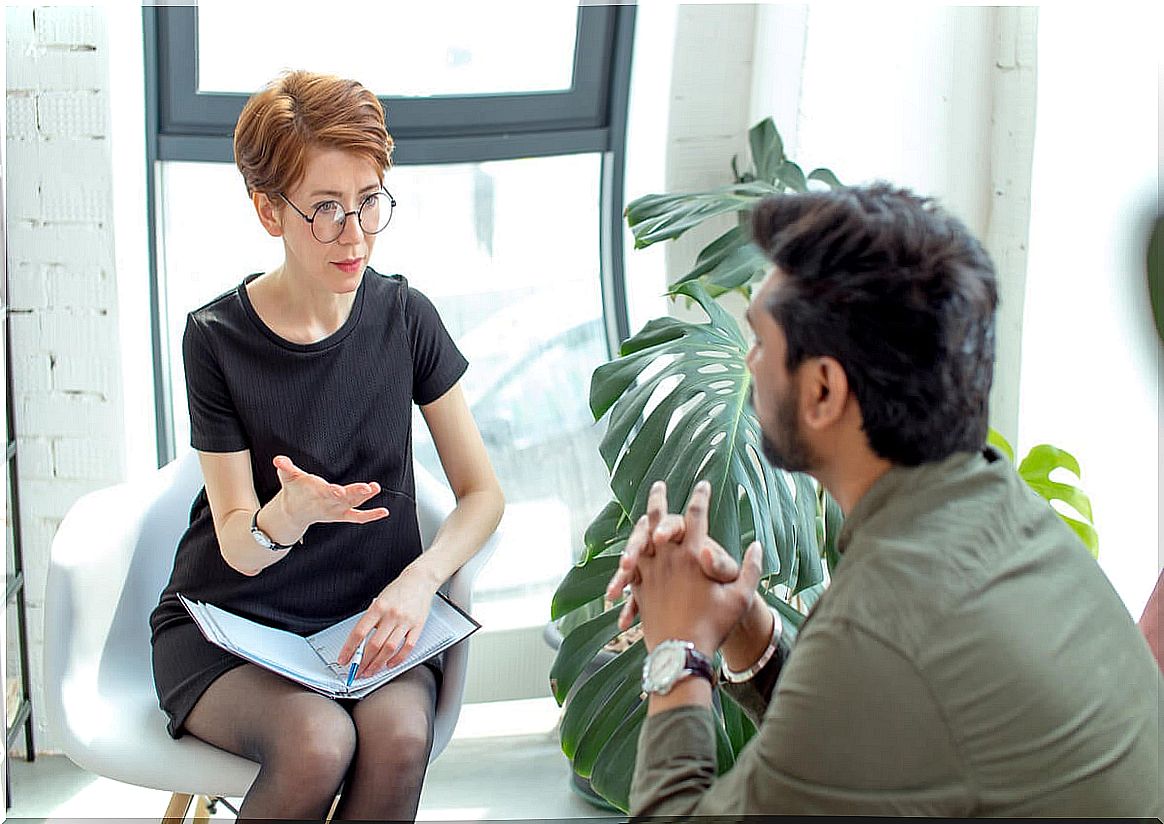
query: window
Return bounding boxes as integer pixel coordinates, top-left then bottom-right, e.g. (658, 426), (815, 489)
(145, 6), (635, 636)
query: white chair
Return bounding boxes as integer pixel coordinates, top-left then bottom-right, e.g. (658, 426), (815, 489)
(44, 450), (497, 821)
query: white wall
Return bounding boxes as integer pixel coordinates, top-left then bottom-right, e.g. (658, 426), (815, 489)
(1019, 4), (1160, 616)
(5, 5), (125, 751)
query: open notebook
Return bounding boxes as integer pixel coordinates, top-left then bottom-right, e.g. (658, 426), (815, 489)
(179, 592), (480, 699)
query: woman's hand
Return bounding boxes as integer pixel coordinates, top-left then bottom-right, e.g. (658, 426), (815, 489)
(265, 455), (389, 544)
(337, 571), (438, 679)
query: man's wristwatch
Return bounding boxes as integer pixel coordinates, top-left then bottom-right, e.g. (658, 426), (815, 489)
(250, 509), (297, 551)
(641, 639), (717, 695)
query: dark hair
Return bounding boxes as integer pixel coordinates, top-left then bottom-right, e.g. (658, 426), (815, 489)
(750, 182), (998, 466)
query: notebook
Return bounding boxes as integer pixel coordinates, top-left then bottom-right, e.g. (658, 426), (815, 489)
(179, 592), (480, 699)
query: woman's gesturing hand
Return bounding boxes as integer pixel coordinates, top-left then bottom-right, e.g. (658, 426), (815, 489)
(271, 455), (390, 537)
(338, 573), (437, 679)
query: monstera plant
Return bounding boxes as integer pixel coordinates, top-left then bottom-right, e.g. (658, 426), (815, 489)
(548, 119), (844, 811)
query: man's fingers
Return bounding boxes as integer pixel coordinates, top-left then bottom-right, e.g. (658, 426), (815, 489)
(653, 513), (686, 544)
(646, 481), (668, 539)
(699, 541), (741, 583)
(684, 480), (712, 547)
(737, 541), (764, 592)
(618, 591), (637, 631)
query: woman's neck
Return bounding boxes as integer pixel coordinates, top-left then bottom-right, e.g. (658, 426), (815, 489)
(248, 265), (360, 344)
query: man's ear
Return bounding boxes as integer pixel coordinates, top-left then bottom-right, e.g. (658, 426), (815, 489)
(253, 192), (284, 238)
(801, 356), (849, 432)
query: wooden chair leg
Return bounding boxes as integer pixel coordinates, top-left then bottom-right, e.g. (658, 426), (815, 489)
(325, 793), (340, 822)
(193, 795), (211, 824)
(162, 792), (194, 824)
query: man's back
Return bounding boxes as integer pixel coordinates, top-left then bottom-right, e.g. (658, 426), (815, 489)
(806, 447), (1161, 815)
(632, 448), (1162, 816)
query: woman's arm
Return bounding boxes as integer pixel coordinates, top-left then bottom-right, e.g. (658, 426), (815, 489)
(199, 450), (388, 577)
(407, 381), (505, 590)
(339, 382), (504, 676)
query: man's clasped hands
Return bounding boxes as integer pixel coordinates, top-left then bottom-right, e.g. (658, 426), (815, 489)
(604, 479), (769, 667)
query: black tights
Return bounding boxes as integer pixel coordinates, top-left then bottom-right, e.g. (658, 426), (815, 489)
(184, 663), (437, 821)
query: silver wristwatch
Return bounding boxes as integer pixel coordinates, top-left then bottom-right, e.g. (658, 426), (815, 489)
(641, 640), (716, 695)
(250, 509), (296, 551)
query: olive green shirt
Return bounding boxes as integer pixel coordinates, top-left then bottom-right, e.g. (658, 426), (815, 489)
(631, 449), (1163, 817)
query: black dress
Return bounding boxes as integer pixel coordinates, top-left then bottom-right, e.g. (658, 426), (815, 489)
(149, 269), (467, 737)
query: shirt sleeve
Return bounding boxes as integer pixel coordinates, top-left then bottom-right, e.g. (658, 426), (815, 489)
(630, 615), (971, 817)
(404, 286), (469, 406)
(719, 630), (792, 724)
(183, 314), (249, 452)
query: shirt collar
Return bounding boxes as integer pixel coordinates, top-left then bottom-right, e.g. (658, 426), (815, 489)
(835, 447), (1000, 559)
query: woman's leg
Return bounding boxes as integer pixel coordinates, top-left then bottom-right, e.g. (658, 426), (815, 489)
(184, 663), (357, 821)
(332, 665), (438, 822)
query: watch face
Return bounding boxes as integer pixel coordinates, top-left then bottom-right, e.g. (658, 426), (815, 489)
(648, 643), (686, 686)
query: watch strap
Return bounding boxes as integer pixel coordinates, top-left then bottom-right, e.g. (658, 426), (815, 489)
(250, 509), (297, 551)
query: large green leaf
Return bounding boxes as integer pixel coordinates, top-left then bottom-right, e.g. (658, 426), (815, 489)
(550, 554), (621, 622)
(570, 641), (647, 778)
(748, 118), (785, 183)
(560, 639), (646, 761)
(549, 604), (624, 705)
(582, 499), (632, 561)
(588, 700), (648, 811)
(670, 224), (770, 294)
(625, 182), (778, 249)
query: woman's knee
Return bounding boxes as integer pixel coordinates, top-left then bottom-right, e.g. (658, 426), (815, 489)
(266, 705), (357, 783)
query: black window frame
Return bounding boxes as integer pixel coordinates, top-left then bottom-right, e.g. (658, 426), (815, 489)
(143, 4), (635, 465)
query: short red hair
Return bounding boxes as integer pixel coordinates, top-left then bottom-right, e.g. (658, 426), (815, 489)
(233, 70), (393, 197)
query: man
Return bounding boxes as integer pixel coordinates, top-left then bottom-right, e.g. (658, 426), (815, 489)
(608, 183), (1162, 816)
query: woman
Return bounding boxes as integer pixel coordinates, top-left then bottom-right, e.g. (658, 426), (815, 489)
(149, 71), (505, 821)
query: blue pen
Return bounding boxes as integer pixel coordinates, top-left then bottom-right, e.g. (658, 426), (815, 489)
(346, 635), (370, 686)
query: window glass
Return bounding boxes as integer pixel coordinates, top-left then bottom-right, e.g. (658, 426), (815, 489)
(160, 153), (611, 626)
(195, 2), (579, 96)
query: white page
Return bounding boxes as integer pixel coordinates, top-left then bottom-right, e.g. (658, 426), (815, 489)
(307, 596), (474, 680)
(192, 599), (339, 687)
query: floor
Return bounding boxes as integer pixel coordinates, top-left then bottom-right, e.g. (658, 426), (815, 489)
(4, 697), (622, 822)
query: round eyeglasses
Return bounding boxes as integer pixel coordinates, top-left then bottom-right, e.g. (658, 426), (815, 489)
(278, 189), (396, 243)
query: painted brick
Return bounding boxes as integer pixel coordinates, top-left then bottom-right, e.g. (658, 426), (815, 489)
(38, 138), (110, 190)
(19, 478), (106, 522)
(32, 308), (117, 353)
(14, 437), (54, 480)
(6, 313), (40, 353)
(28, 48), (105, 92)
(6, 93), (38, 140)
(7, 262), (49, 311)
(41, 178), (110, 224)
(51, 354), (116, 395)
(37, 90), (106, 139)
(12, 353), (52, 394)
(6, 223), (115, 271)
(33, 7), (102, 49)
(18, 391), (118, 439)
(52, 437), (122, 481)
(5, 6), (35, 50)
(4, 142), (43, 224)
(6, 7), (39, 90)
(45, 264), (115, 311)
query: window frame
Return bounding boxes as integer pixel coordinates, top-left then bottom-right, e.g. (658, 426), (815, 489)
(142, 4), (635, 464)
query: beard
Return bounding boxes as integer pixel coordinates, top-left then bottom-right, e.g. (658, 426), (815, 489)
(758, 384), (817, 473)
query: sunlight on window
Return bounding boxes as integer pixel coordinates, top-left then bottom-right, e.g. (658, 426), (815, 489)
(196, 1), (578, 96)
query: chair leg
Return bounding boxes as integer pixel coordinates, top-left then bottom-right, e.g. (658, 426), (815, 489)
(325, 794), (340, 822)
(193, 795), (211, 823)
(162, 792), (194, 824)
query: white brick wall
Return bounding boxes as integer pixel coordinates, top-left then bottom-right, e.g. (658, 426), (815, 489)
(5, 5), (124, 753)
